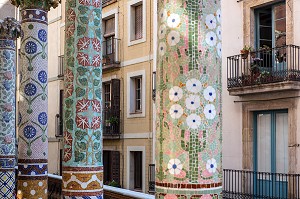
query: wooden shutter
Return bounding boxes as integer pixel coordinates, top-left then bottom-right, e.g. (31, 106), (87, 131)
(135, 5), (143, 40)
(110, 151), (120, 184)
(111, 79), (120, 110)
(104, 17), (115, 37)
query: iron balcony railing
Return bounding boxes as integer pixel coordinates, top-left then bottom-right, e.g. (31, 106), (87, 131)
(102, 38), (121, 69)
(102, 0), (117, 7)
(223, 169), (300, 199)
(58, 55), (64, 78)
(148, 164), (155, 194)
(227, 45), (300, 89)
(103, 108), (121, 136)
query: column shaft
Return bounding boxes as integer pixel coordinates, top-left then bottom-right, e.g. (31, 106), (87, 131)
(18, 9), (49, 198)
(62, 0), (103, 198)
(155, 0), (222, 198)
(0, 17), (20, 198)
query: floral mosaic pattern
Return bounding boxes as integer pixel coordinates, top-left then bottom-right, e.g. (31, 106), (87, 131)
(17, 9), (49, 199)
(0, 17), (20, 199)
(62, 0), (103, 198)
(156, 0), (222, 198)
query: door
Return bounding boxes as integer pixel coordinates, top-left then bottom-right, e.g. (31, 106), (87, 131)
(253, 110), (288, 198)
(255, 3), (286, 71)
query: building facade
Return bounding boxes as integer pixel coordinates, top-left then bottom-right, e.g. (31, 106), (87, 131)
(222, 0), (300, 197)
(46, 0), (156, 194)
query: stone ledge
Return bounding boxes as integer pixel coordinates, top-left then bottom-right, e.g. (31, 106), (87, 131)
(228, 81), (300, 96)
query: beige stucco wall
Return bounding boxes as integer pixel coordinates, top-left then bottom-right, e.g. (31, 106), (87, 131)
(222, 0), (244, 170)
(0, 0), (15, 19)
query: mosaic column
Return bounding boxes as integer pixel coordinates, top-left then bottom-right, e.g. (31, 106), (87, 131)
(10, 0), (59, 198)
(0, 17), (21, 199)
(155, 0), (222, 198)
(62, 0), (103, 198)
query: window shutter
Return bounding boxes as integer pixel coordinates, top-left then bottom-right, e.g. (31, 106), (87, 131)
(104, 17), (115, 37)
(110, 151), (120, 184)
(135, 5), (143, 40)
(111, 79), (120, 110)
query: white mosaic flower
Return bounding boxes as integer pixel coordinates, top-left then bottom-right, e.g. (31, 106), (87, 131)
(205, 14), (217, 30)
(158, 42), (167, 56)
(167, 30), (180, 46)
(216, 9), (221, 23)
(169, 86), (183, 102)
(217, 42), (222, 58)
(186, 114), (201, 129)
(204, 86), (216, 102)
(185, 95), (200, 110)
(204, 104), (216, 120)
(169, 104), (183, 119)
(158, 24), (167, 39)
(167, 13), (181, 28)
(168, 158), (183, 175)
(159, 8), (167, 22)
(206, 158), (217, 173)
(205, 31), (217, 46)
(216, 26), (221, 40)
(186, 78), (202, 93)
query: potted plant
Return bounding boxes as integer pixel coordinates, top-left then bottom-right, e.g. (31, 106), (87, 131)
(250, 57), (263, 81)
(240, 45), (252, 59)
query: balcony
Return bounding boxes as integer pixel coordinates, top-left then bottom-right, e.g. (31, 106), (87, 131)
(148, 164), (155, 194)
(227, 45), (300, 96)
(103, 108), (121, 138)
(103, 38), (121, 72)
(223, 169), (300, 199)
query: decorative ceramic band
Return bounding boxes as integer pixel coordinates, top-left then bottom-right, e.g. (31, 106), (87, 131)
(155, 0), (222, 198)
(62, 0), (103, 197)
(18, 8), (48, 199)
(0, 36), (16, 198)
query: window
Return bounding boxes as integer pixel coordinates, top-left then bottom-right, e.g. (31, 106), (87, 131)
(134, 77), (142, 112)
(129, 151), (143, 190)
(103, 150), (120, 185)
(104, 17), (115, 55)
(127, 70), (145, 118)
(134, 5), (143, 40)
(56, 90), (64, 137)
(255, 3), (286, 49)
(127, 0), (146, 46)
(103, 83), (111, 109)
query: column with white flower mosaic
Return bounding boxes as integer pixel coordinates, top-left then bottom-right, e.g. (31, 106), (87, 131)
(156, 0), (222, 198)
(10, 0), (59, 198)
(0, 17), (21, 199)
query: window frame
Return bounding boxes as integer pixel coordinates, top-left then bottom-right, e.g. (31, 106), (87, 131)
(127, 0), (146, 46)
(127, 146), (145, 192)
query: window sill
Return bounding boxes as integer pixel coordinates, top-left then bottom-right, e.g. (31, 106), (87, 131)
(128, 37), (146, 46)
(128, 111), (145, 118)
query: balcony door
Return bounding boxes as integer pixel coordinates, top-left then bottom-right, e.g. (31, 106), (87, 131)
(253, 110), (288, 198)
(255, 3), (286, 70)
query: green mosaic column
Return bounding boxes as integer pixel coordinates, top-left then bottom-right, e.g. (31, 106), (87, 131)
(62, 0), (103, 198)
(0, 17), (21, 199)
(155, 0), (222, 198)
(10, 0), (59, 198)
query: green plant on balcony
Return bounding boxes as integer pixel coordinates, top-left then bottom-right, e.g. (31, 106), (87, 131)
(105, 116), (119, 127)
(240, 45), (252, 59)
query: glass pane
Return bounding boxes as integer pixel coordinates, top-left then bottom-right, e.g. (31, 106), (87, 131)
(276, 113), (288, 174)
(259, 9), (272, 26)
(260, 27), (272, 40)
(257, 113), (271, 172)
(274, 4), (286, 20)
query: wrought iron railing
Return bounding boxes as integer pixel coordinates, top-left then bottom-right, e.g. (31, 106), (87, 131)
(102, 38), (121, 69)
(103, 108), (121, 136)
(102, 0), (117, 7)
(227, 45), (300, 88)
(58, 55), (64, 77)
(223, 169), (300, 199)
(148, 164), (155, 194)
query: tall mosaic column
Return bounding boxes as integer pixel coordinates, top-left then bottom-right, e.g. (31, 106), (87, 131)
(10, 0), (59, 198)
(155, 0), (222, 198)
(0, 17), (21, 198)
(62, 0), (103, 198)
